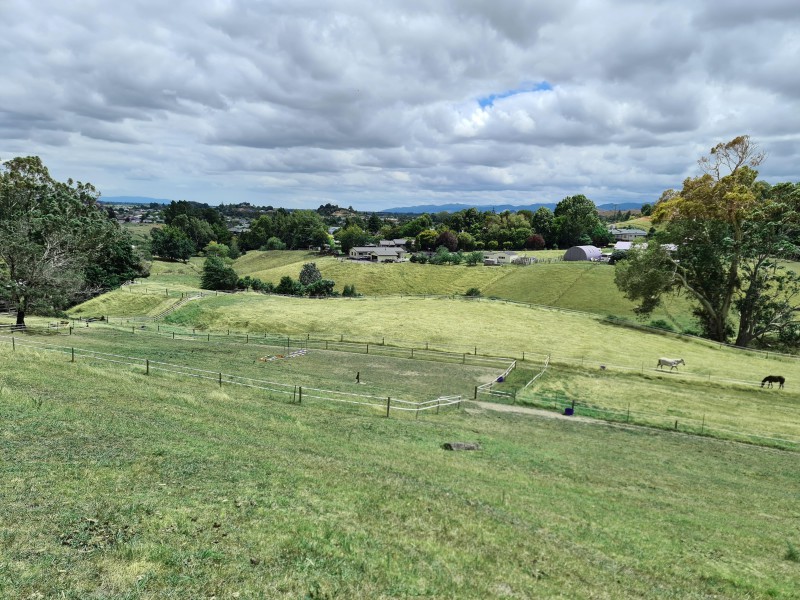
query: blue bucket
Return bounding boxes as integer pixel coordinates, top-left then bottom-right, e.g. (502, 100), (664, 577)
(564, 407), (574, 416)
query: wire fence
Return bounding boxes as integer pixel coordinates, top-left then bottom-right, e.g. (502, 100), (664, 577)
(0, 334), (463, 418)
(67, 320), (521, 370)
(524, 391), (800, 452)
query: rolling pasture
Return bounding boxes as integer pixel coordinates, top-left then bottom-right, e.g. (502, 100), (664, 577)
(69, 288), (800, 449)
(230, 250), (695, 326)
(1, 337), (799, 599)
(4, 255), (799, 598)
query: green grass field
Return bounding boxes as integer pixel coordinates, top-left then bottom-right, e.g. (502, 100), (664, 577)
(23, 325), (505, 402)
(2, 338), (799, 599)
(60, 289), (800, 450)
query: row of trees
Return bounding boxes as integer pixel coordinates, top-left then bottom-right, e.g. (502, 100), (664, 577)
(334, 195), (613, 253)
(200, 259), (348, 298)
(615, 136), (800, 348)
(0, 157), (146, 326)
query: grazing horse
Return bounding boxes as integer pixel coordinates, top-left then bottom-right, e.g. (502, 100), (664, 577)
(761, 375), (785, 389)
(657, 357), (685, 371)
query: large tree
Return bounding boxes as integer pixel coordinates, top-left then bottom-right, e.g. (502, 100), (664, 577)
(615, 136), (800, 347)
(0, 156), (144, 326)
(553, 194), (605, 248)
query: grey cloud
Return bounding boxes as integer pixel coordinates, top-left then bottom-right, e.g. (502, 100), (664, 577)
(1, 0), (798, 208)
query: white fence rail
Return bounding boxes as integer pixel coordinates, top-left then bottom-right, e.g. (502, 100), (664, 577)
(0, 334), (462, 418)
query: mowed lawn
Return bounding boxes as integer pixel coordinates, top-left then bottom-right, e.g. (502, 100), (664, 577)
(1, 343), (799, 599)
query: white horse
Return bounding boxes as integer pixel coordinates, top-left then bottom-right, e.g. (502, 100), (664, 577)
(657, 357), (685, 371)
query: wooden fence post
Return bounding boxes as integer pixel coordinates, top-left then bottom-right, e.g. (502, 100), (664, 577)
(146, 359), (150, 375)
(366, 343), (369, 354)
(172, 332), (175, 340)
(474, 385), (478, 400)
(71, 348), (75, 362)
(436, 398), (440, 414)
(386, 397), (391, 418)
(299, 387), (302, 404)
(219, 373), (222, 388)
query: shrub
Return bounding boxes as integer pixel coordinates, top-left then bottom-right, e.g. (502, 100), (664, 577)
(200, 256), (239, 290)
(785, 542), (800, 563)
(464, 287), (481, 297)
(261, 237), (287, 251)
(649, 319), (675, 332)
(465, 251), (484, 266)
(609, 249), (629, 265)
(276, 275), (302, 296)
(299, 262), (322, 286)
(305, 279), (335, 297)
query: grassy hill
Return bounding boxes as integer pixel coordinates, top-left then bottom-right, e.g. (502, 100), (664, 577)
(231, 251), (696, 328)
(2, 335), (799, 598)
(66, 290), (800, 451)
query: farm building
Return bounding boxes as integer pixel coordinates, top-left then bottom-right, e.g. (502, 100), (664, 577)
(609, 228), (648, 241)
(483, 251), (518, 266)
(563, 245), (602, 261)
(349, 246), (406, 262)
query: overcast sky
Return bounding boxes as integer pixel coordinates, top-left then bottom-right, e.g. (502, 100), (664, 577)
(1, 1), (798, 210)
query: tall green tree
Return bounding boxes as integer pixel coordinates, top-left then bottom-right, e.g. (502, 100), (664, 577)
(553, 195), (604, 248)
(150, 226), (196, 262)
(200, 256), (239, 290)
(0, 156), (144, 326)
(615, 136), (799, 346)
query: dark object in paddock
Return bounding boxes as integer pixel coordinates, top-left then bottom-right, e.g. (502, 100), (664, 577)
(442, 442), (481, 451)
(761, 375), (785, 389)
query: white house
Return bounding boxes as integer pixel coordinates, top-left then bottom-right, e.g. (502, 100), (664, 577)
(609, 228), (648, 242)
(349, 246), (406, 262)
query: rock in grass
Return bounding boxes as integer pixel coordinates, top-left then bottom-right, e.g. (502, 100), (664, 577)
(442, 442), (481, 451)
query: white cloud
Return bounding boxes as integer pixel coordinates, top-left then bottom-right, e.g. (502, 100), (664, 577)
(0, 0), (798, 209)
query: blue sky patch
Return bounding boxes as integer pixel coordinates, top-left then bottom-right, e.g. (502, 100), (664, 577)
(478, 81), (553, 108)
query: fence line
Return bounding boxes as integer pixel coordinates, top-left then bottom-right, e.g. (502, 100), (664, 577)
(522, 354), (551, 390)
(0, 334), (461, 418)
(71, 276), (800, 363)
(69, 322), (519, 371)
(519, 391), (800, 451)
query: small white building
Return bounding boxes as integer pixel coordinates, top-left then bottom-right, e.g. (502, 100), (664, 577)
(483, 251), (518, 266)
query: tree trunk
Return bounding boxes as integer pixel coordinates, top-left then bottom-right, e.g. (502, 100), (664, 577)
(15, 308), (25, 328)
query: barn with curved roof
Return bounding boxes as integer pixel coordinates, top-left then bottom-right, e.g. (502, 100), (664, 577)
(563, 245), (602, 261)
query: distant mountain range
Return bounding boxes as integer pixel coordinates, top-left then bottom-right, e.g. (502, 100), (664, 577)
(100, 196), (173, 205)
(98, 196), (644, 213)
(380, 202), (644, 214)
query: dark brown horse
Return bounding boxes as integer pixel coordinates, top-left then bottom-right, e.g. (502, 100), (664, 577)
(761, 375), (785, 389)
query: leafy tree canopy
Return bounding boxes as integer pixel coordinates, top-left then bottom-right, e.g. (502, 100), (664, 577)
(0, 156), (144, 326)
